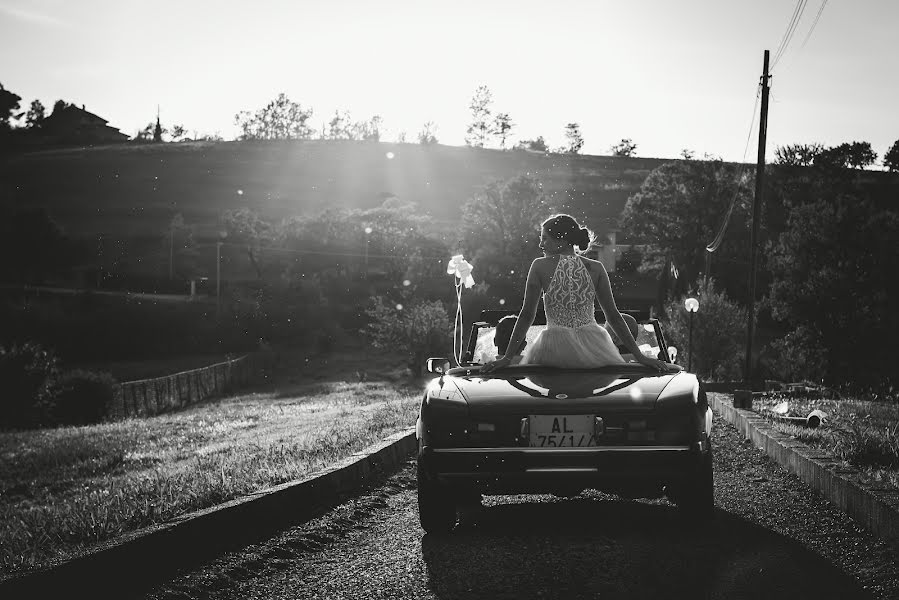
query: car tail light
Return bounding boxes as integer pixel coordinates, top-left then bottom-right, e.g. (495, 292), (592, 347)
(655, 415), (692, 443)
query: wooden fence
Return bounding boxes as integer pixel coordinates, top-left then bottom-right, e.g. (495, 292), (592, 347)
(109, 352), (274, 420)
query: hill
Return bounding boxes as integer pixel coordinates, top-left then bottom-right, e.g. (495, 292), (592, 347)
(0, 140), (672, 241)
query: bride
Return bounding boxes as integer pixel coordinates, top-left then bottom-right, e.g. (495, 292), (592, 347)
(481, 214), (679, 373)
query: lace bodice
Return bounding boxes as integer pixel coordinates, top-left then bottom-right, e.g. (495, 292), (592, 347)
(544, 254), (596, 328)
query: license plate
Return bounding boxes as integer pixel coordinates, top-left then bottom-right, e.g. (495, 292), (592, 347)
(529, 415), (596, 447)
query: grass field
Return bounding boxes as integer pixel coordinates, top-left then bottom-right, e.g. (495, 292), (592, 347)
(755, 394), (899, 490)
(0, 348), (423, 578)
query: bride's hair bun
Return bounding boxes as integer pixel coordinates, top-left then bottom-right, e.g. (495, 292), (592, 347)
(542, 214), (594, 251)
(573, 227), (591, 251)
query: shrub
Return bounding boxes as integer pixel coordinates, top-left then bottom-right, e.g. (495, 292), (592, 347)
(759, 324), (827, 384)
(0, 342), (60, 429)
(47, 369), (118, 426)
(662, 279), (745, 381)
(365, 297), (452, 376)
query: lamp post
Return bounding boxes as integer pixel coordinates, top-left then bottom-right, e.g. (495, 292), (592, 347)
(684, 297), (699, 373)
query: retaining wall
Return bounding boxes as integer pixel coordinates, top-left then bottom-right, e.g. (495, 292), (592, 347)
(108, 352), (274, 419)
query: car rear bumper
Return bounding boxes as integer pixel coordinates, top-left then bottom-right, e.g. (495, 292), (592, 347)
(420, 443), (706, 493)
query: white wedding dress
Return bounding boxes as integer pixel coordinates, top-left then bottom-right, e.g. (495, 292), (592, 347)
(522, 254), (626, 368)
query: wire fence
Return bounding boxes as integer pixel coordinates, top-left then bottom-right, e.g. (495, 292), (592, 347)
(108, 351), (275, 420)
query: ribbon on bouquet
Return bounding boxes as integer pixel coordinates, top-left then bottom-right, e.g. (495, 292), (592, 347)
(446, 254), (475, 288)
(447, 254), (475, 365)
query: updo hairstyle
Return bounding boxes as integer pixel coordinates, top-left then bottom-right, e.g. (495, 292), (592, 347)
(542, 214), (594, 251)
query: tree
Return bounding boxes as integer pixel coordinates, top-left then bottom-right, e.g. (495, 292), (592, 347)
(134, 122), (155, 142)
(610, 138), (637, 157)
(355, 115), (382, 141)
(619, 160), (753, 301)
(51, 99), (70, 115)
(814, 141), (877, 170)
(766, 191), (899, 385)
(0, 83), (22, 130)
(885, 139), (899, 172)
(169, 124), (188, 142)
(465, 85), (494, 148)
(494, 112), (513, 149)
(234, 93), (314, 140)
(662, 279), (746, 380)
(563, 123), (584, 154)
(153, 116), (163, 143)
(461, 175), (554, 298)
(0, 208), (78, 283)
(418, 121), (438, 145)
(680, 149), (696, 160)
(326, 109), (352, 139)
(25, 100), (46, 128)
(515, 136), (547, 152)
(220, 208), (275, 279)
(774, 143), (824, 167)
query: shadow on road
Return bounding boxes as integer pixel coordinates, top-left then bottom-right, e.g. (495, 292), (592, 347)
(421, 495), (868, 600)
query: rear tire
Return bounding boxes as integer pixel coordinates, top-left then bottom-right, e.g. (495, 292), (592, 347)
(417, 457), (457, 534)
(672, 445), (714, 520)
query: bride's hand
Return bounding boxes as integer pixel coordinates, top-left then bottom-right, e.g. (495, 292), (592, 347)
(481, 356), (512, 374)
(637, 354), (682, 373)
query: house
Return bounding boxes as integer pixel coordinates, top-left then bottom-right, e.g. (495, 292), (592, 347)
(38, 104), (129, 145)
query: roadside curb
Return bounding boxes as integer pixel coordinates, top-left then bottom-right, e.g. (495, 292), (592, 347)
(709, 393), (899, 550)
(0, 427), (418, 599)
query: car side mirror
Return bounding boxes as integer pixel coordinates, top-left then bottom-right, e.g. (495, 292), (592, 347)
(426, 358), (452, 375)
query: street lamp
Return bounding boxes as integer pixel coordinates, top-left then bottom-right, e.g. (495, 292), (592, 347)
(684, 297), (699, 372)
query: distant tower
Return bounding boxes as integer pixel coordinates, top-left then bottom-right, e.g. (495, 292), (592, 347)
(153, 105), (163, 143)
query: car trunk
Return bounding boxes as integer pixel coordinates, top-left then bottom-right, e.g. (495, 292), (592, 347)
(456, 370), (679, 418)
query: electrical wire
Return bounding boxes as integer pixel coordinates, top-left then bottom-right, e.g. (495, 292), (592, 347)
(772, 0), (810, 71)
(799, 0), (829, 51)
(705, 84), (761, 254)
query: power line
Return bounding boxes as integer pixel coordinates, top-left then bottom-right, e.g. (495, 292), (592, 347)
(799, 0), (829, 51)
(705, 84), (761, 254)
(772, 0), (810, 70)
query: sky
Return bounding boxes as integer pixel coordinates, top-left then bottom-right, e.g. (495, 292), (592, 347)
(1, 0), (897, 162)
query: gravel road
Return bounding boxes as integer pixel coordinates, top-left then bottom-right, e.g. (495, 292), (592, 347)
(142, 406), (899, 600)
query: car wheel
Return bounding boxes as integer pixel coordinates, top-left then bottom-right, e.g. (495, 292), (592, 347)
(417, 459), (457, 534)
(673, 446), (714, 520)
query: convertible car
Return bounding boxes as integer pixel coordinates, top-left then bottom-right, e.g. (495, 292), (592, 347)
(416, 309), (713, 533)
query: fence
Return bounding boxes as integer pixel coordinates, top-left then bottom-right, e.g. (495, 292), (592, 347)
(109, 352), (274, 420)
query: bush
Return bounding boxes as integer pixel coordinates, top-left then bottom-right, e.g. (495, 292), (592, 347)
(0, 342), (59, 429)
(365, 297), (452, 376)
(47, 369), (118, 426)
(662, 279), (745, 381)
(759, 324), (827, 384)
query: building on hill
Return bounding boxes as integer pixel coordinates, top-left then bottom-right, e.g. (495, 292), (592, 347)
(38, 104), (129, 146)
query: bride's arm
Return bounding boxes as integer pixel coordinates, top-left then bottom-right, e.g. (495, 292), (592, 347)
(481, 259), (542, 372)
(593, 263), (679, 371)
(503, 259), (542, 359)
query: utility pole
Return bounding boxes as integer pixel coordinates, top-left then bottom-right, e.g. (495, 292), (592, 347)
(744, 49), (770, 387)
(216, 241), (222, 316)
(169, 224), (174, 280)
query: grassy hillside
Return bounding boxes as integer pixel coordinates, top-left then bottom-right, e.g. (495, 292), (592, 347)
(0, 140), (671, 240)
